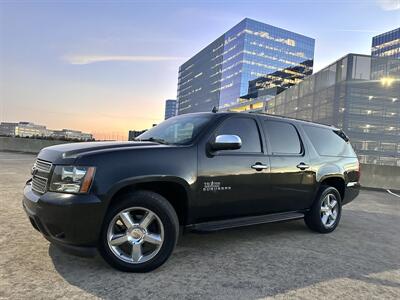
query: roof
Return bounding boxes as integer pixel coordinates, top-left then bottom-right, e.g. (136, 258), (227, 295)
(178, 111), (339, 130)
(247, 111), (338, 130)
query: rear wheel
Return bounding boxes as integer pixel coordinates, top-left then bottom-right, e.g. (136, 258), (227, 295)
(305, 185), (342, 233)
(99, 191), (179, 272)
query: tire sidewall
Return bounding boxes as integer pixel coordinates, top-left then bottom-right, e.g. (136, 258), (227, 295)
(315, 186), (342, 233)
(307, 186), (342, 233)
(99, 191), (179, 272)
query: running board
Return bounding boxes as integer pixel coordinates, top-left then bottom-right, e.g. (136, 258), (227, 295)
(188, 212), (305, 232)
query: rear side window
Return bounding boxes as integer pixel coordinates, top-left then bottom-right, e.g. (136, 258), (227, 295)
(263, 121), (302, 155)
(215, 117), (262, 153)
(303, 125), (355, 157)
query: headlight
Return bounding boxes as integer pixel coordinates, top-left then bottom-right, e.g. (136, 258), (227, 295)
(49, 166), (96, 193)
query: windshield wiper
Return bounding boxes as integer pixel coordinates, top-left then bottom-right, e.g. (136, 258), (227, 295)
(135, 137), (169, 145)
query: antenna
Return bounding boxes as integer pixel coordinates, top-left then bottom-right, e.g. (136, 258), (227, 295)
(212, 106), (218, 113)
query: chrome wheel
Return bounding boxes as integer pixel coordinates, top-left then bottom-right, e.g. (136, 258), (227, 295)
(320, 194), (339, 228)
(107, 207), (164, 264)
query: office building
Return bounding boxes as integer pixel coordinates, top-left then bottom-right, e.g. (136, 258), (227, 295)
(164, 99), (177, 119)
(0, 122), (19, 136)
(0, 121), (93, 141)
(51, 129), (93, 141)
(177, 18), (315, 114)
(0, 121), (48, 137)
(372, 27), (400, 59)
(128, 130), (146, 141)
(265, 53), (400, 166)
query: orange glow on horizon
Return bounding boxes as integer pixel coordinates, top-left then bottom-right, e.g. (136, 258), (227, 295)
(1, 107), (165, 142)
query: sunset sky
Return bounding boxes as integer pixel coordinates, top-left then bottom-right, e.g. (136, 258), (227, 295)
(1, 0), (399, 140)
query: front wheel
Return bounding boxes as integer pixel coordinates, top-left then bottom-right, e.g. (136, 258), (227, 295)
(305, 185), (342, 233)
(99, 191), (179, 272)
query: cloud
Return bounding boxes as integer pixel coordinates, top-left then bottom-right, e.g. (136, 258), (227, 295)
(376, 0), (400, 10)
(64, 55), (184, 65)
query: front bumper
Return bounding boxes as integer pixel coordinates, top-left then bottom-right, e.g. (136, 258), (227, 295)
(343, 182), (361, 205)
(23, 183), (105, 257)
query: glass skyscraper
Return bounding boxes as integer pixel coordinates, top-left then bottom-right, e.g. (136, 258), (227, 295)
(266, 54), (400, 166)
(177, 18), (315, 114)
(372, 27), (400, 59)
(164, 99), (177, 120)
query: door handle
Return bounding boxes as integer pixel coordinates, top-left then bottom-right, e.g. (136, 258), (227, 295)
(296, 162), (310, 170)
(251, 162), (268, 171)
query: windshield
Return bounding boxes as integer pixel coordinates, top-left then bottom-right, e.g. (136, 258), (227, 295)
(136, 114), (213, 145)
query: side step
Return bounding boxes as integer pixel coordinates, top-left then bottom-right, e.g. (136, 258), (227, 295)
(188, 211), (305, 232)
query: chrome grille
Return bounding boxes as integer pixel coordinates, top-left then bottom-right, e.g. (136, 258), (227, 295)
(33, 159), (52, 173)
(32, 176), (48, 194)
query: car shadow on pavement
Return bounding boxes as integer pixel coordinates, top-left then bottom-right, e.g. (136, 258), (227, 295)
(49, 209), (400, 299)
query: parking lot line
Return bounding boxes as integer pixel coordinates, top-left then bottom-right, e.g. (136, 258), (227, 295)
(387, 189), (400, 198)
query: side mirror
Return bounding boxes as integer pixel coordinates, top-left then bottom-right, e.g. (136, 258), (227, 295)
(210, 135), (242, 151)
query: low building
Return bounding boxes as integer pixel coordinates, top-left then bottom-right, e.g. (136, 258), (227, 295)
(51, 129), (93, 141)
(265, 53), (400, 166)
(128, 130), (146, 141)
(0, 121), (48, 137)
(164, 99), (177, 120)
(0, 121), (93, 141)
(0, 122), (18, 136)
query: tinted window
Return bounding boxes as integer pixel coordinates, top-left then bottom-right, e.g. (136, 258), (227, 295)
(303, 125), (356, 157)
(263, 121), (301, 154)
(215, 117), (261, 153)
(137, 115), (212, 145)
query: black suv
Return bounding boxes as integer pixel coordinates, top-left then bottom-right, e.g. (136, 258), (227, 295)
(23, 112), (360, 272)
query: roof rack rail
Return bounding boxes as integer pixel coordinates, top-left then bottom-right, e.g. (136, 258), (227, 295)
(245, 111), (336, 128)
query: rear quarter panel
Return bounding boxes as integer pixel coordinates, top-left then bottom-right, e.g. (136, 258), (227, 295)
(297, 123), (360, 198)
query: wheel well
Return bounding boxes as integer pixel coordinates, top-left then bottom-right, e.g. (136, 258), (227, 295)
(321, 177), (345, 200)
(109, 181), (188, 225)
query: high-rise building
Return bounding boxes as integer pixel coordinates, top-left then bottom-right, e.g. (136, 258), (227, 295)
(372, 27), (400, 59)
(164, 99), (177, 120)
(265, 53), (400, 166)
(177, 18), (315, 114)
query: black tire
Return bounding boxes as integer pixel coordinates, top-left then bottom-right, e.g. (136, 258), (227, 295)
(304, 185), (342, 233)
(99, 190), (179, 272)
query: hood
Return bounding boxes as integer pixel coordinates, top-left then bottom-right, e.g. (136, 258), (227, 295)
(38, 141), (167, 163)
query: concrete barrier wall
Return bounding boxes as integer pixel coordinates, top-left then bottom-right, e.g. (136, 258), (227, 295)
(0, 136), (71, 154)
(360, 163), (400, 190)
(1, 137), (399, 190)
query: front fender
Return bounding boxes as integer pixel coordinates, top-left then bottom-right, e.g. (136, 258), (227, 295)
(103, 175), (192, 206)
